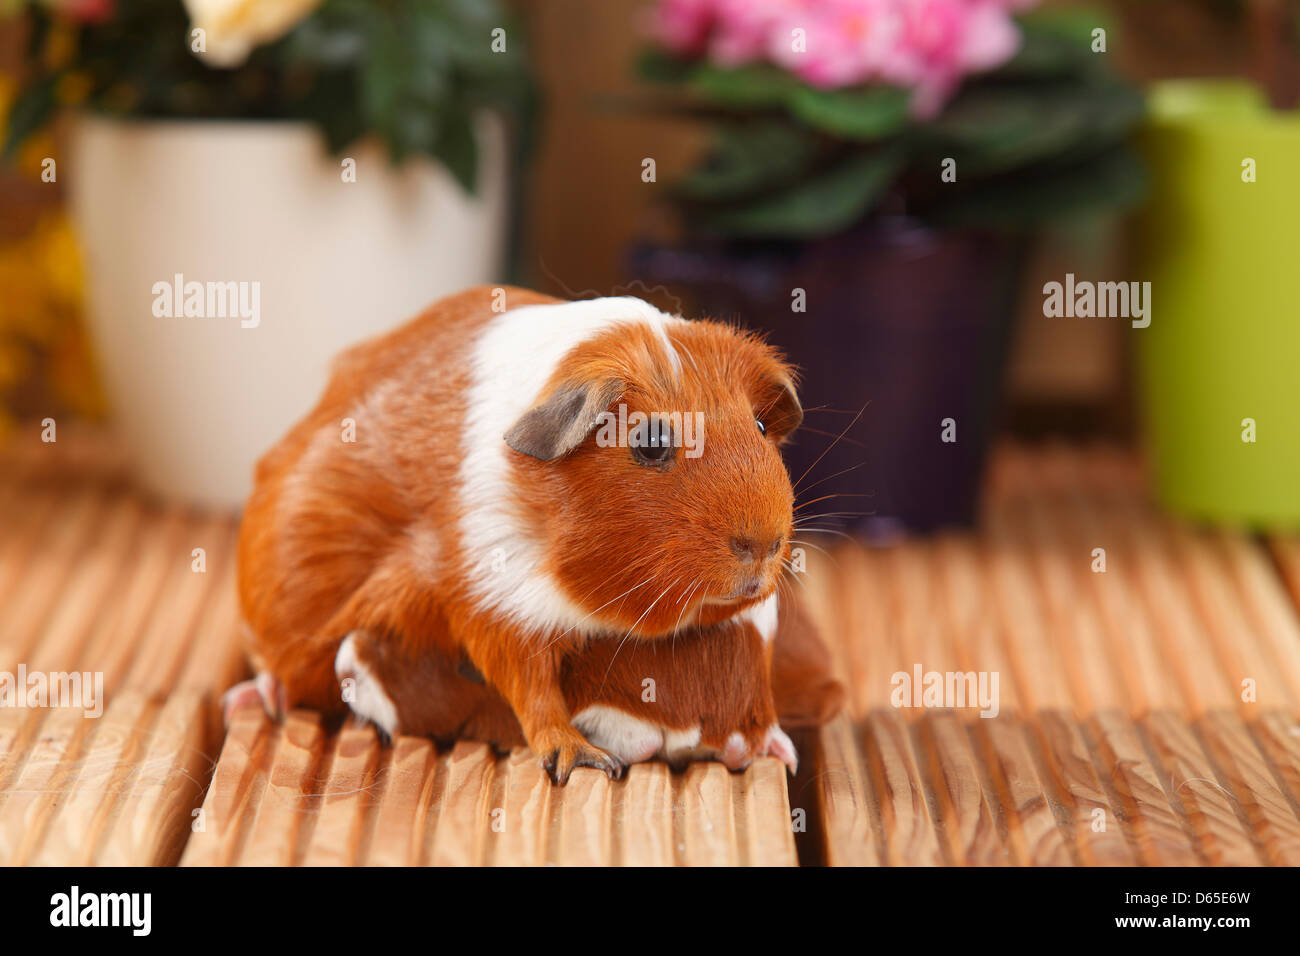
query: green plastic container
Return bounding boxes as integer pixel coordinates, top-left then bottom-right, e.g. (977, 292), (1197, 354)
(1135, 80), (1300, 528)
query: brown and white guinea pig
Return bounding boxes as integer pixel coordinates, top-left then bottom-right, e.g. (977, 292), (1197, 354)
(233, 285), (837, 783)
(308, 585), (843, 773)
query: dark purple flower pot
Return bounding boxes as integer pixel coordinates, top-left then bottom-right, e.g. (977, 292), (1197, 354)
(628, 218), (1026, 536)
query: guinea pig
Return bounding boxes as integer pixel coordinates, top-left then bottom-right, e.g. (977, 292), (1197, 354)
(235, 286), (813, 783)
(310, 587), (843, 773)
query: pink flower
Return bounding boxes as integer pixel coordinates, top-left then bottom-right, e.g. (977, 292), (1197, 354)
(651, 0), (719, 57)
(771, 0), (907, 89)
(649, 0), (1034, 117)
(709, 0), (791, 66)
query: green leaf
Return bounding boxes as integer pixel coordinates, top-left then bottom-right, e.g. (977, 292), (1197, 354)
(2, 74), (58, 160)
(691, 146), (905, 238)
(1017, 5), (1116, 51)
(995, 7), (1116, 79)
(677, 120), (824, 201)
(434, 103), (478, 193)
(921, 78), (1144, 177)
(929, 145), (1146, 229)
(637, 49), (696, 85)
(690, 63), (800, 109)
(787, 85), (910, 140)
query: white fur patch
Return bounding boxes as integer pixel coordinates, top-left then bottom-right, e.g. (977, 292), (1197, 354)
(571, 704), (665, 764)
(662, 725), (702, 756)
(335, 632), (399, 737)
(737, 593), (779, 643)
(458, 296), (687, 636)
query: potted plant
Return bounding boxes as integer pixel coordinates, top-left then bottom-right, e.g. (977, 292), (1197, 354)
(629, 0), (1145, 534)
(1, 0), (535, 508)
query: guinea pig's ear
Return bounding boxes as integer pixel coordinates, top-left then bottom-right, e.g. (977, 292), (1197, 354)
(758, 375), (803, 442)
(504, 377), (625, 461)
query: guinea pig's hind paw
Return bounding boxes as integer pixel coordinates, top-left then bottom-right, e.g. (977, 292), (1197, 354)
(222, 672), (285, 726)
(761, 725), (799, 776)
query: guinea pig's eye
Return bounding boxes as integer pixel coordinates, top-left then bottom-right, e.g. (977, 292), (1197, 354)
(756, 419), (767, 437)
(630, 415), (675, 467)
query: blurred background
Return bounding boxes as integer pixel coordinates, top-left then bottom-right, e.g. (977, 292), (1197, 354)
(1, 0), (1297, 532)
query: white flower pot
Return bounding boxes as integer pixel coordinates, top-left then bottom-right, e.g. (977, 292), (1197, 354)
(68, 114), (508, 509)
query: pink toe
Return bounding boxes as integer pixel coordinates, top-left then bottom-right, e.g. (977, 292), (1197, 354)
(720, 732), (751, 771)
(763, 725), (798, 775)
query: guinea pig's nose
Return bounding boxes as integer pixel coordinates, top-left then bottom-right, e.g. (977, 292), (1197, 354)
(729, 534), (783, 563)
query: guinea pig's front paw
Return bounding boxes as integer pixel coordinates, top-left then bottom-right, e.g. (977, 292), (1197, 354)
(717, 724), (799, 776)
(534, 726), (626, 785)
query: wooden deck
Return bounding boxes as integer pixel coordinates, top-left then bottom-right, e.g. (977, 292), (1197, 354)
(1, 431), (1298, 865)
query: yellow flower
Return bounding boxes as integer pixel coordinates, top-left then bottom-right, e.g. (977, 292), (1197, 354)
(0, 210), (103, 424)
(184, 0), (323, 67)
(0, 341), (28, 388)
(16, 132), (56, 181)
(36, 215), (84, 309)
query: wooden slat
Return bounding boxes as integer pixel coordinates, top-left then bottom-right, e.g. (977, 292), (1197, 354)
(298, 725), (383, 866)
(863, 709), (945, 866)
(92, 692), (210, 866)
(1197, 710), (1300, 865)
(1087, 709), (1200, 866)
(922, 711), (1009, 865)
(23, 694), (153, 866)
(365, 737), (440, 867)
(1141, 710), (1261, 866)
(178, 706), (271, 866)
(813, 716), (880, 866)
(975, 715), (1074, 866)
(615, 762), (675, 866)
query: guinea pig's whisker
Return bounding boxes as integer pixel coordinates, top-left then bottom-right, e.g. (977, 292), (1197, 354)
(795, 512), (877, 526)
(793, 462), (869, 501)
(779, 566), (809, 598)
(792, 525), (856, 542)
(533, 575), (658, 656)
(789, 538), (833, 558)
(796, 515), (877, 528)
(801, 403), (865, 416)
(791, 426), (869, 448)
(671, 576), (705, 636)
(794, 492), (876, 515)
(793, 403), (868, 494)
(599, 580), (676, 690)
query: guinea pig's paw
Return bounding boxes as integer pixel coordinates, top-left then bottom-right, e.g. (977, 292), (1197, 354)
(759, 724), (799, 776)
(533, 725), (626, 785)
(221, 672), (284, 726)
(334, 632), (399, 739)
(719, 732), (754, 772)
(571, 705), (664, 766)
